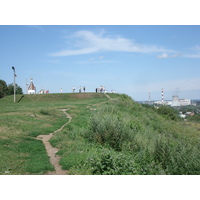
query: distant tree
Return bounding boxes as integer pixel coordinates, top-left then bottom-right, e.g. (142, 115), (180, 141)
(0, 79), (8, 98)
(6, 83), (23, 95)
(16, 85), (23, 94)
(141, 103), (156, 111)
(187, 114), (200, 122)
(156, 105), (180, 121)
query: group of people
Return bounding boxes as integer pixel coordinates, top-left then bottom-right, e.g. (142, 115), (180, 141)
(61, 85), (110, 94)
(73, 86), (86, 93)
(96, 85), (106, 93)
(72, 85), (107, 93)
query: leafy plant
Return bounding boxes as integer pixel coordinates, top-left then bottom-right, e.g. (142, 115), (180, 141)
(40, 109), (50, 115)
(88, 149), (140, 175)
(156, 105), (180, 121)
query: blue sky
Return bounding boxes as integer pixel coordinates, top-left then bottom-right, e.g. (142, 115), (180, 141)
(1, 25), (200, 101)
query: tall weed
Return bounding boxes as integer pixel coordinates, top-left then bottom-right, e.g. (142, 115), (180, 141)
(82, 94), (200, 174)
(87, 113), (136, 151)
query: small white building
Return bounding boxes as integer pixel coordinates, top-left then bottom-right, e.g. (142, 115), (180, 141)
(28, 78), (36, 94)
(179, 99), (191, 106)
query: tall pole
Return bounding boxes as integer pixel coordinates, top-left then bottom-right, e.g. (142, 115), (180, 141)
(161, 88), (164, 103)
(12, 66), (17, 103)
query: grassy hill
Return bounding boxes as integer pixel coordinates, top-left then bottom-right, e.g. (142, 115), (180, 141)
(1, 93), (200, 174)
(0, 93), (108, 174)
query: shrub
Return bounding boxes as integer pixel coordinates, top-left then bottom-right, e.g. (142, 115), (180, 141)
(40, 109), (50, 115)
(153, 135), (200, 174)
(187, 114), (200, 122)
(88, 149), (140, 175)
(67, 94), (200, 175)
(156, 106), (180, 121)
(86, 113), (136, 151)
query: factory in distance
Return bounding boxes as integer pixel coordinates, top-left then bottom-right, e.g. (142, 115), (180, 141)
(145, 88), (194, 107)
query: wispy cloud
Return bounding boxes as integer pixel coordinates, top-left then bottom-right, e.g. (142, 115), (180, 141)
(76, 56), (117, 64)
(51, 30), (172, 57)
(184, 45), (200, 58)
(157, 53), (169, 59)
(157, 46), (200, 59)
(185, 54), (200, 58)
(76, 60), (117, 64)
(157, 52), (181, 59)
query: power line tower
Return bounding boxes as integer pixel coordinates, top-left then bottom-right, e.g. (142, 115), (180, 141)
(149, 89), (151, 103)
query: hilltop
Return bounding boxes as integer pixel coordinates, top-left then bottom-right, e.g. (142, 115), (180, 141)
(0, 93), (200, 175)
(0, 92), (110, 103)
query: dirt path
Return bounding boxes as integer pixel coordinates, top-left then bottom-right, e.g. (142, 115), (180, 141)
(87, 93), (113, 111)
(104, 93), (113, 100)
(36, 109), (72, 175)
(36, 96), (112, 175)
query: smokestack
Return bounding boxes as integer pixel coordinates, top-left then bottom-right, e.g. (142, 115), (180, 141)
(162, 88), (164, 102)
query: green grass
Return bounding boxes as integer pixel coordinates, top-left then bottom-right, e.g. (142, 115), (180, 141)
(50, 94), (200, 175)
(0, 93), (108, 174)
(1, 92), (200, 175)
(0, 137), (54, 174)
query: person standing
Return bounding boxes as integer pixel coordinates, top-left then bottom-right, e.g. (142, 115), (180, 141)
(79, 86), (82, 93)
(83, 86), (86, 93)
(73, 86), (75, 93)
(100, 86), (103, 93)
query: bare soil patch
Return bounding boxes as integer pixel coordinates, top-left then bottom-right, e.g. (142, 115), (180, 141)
(37, 109), (72, 175)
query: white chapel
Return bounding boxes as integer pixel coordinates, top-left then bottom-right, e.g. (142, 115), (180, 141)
(28, 78), (36, 94)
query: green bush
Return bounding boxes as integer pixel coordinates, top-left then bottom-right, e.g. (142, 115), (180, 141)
(187, 114), (200, 122)
(88, 149), (140, 175)
(156, 106), (180, 121)
(86, 113), (136, 151)
(81, 96), (200, 174)
(40, 109), (50, 115)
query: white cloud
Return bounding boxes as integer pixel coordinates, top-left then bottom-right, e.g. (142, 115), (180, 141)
(184, 45), (200, 58)
(157, 53), (169, 58)
(76, 59), (117, 64)
(51, 30), (172, 56)
(52, 47), (99, 56)
(76, 55), (115, 64)
(98, 56), (104, 59)
(157, 52), (181, 59)
(185, 54), (200, 58)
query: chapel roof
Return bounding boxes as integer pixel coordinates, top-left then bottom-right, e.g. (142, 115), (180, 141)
(28, 79), (36, 90)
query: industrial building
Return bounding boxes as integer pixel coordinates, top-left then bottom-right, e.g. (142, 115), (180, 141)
(152, 89), (191, 107)
(171, 95), (191, 107)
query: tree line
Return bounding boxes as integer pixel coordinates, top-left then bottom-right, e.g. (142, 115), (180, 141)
(0, 79), (23, 98)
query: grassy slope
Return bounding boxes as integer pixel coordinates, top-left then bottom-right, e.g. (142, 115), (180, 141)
(0, 93), (107, 175)
(1, 93), (200, 175)
(50, 94), (200, 175)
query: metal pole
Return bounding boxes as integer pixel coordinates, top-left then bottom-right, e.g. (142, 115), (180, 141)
(12, 66), (16, 103)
